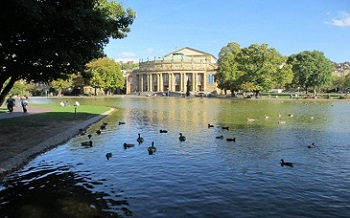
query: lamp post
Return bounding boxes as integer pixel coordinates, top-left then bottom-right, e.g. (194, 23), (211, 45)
(297, 87), (300, 98)
(74, 106), (77, 119)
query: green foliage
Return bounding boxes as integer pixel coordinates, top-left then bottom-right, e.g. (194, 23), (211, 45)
(288, 50), (333, 94)
(0, 0), (135, 105)
(217, 43), (293, 96)
(216, 42), (242, 92)
(86, 57), (125, 94)
(51, 78), (73, 94)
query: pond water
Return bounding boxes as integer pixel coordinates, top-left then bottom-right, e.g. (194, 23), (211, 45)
(1, 96), (350, 217)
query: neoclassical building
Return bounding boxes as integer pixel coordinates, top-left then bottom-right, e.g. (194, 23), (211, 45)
(127, 47), (218, 95)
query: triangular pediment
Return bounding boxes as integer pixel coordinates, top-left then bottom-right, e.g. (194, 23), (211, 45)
(163, 47), (217, 63)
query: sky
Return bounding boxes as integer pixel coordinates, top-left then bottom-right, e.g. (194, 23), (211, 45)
(104, 0), (350, 63)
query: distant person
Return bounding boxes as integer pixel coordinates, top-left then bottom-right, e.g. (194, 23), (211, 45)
(64, 101), (70, 106)
(59, 101), (65, 107)
(6, 95), (16, 112)
(74, 101), (80, 106)
(20, 96), (29, 113)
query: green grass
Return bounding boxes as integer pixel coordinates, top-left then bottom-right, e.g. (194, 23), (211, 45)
(0, 104), (112, 126)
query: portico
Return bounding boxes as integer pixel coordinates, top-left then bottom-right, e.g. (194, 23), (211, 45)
(129, 47), (218, 95)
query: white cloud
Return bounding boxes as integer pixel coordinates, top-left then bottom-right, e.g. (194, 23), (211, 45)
(119, 51), (136, 57)
(327, 11), (350, 27)
(145, 48), (154, 54)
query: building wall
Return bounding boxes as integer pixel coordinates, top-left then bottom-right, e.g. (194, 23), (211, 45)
(127, 47), (218, 95)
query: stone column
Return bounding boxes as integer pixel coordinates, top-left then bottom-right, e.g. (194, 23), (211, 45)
(149, 74), (152, 92)
(193, 72), (197, 92)
(139, 74), (143, 92)
(160, 73), (163, 92)
(203, 72), (206, 92)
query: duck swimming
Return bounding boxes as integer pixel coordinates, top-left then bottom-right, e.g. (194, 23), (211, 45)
(216, 135), (224, 139)
(226, 137), (236, 142)
(308, 143), (315, 148)
(123, 143), (135, 149)
(179, 133), (186, 141)
(81, 141), (93, 147)
(96, 130), (102, 135)
(105, 152), (112, 160)
(280, 159), (293, 167)
(137, 133), (144, 144)
(221, 126), (229, 130)
(160, 129), (168, 133)
(148, 142), (157, 155)
(118, 121), (126, 125)
(208, 124), (214, 128)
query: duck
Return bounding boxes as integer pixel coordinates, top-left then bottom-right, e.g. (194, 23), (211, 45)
(208, 124), (214, 128)
(137, 133), (144, 144)
(288, 114), (294, 117)
(148, 142), (157, 155)
(221, 126), (229, 130)
(216, 135), (224, 139)
(179, 133), (186, 141)
(278, 120), (286, 125)
(88, 134), (92, 140)
(280, 159), (293, 167)
(247, 118), (255, 122)
(160, 129), (168, 133)
(308, 143), (315, 149)
(277, 114), (282, 118)
(79, 129), (87, 135)
(123, 143), (135, 149)
(118, 121), (126, 125)
(96, 130), (102, 135)
(264, 115), (269, 119)
(100, 124), (106, 130)
(105, 152), (112, 160)
(81, 141), (93, 147)
(226, 137), (236, 142)
(103, 122), (108, 126)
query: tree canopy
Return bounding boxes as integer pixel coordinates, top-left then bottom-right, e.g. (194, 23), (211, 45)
(287, 50), (333, 94)
(86, 57), (124, 95)
(0, 0), (135, 105)
(216, 42), (293, 97)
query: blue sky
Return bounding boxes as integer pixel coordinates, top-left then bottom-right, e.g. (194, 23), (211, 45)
(104, 0), (350, 63)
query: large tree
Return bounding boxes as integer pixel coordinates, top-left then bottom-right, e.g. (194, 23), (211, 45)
(288, 50), (333, 95)
(86, 57), (124, 95)
(216, 42), (242, 95)
(217, 43), (293, 97)
(0, 0), (135, 105)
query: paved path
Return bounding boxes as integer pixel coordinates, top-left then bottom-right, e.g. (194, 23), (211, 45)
(0, 106), (52, 119)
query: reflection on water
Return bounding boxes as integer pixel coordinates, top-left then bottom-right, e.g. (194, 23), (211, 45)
(1, 97), (350, 217)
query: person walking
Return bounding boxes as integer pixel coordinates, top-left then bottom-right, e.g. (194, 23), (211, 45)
(6, 95), (16, 112)
(20, 96), (29, 113)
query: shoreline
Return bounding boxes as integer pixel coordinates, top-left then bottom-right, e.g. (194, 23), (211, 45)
(0, 108), (114, 178)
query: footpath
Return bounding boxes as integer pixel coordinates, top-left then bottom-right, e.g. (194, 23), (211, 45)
(0, 106), (114, 177)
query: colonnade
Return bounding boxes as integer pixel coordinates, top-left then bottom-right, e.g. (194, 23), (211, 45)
(135, 72), (205, 93)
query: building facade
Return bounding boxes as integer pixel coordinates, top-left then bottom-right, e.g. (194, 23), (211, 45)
(128, 47), (218, 95)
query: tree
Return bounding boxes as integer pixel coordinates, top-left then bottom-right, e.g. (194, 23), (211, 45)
(0, 0), (135, 105)
(86, 57), (124, 95)
(237, 44), (293, 97)
(50, 78), (73, 95)
(216, 42), (242, 95)
(217, 43), (293, 97)
(288, 50), (333, 95)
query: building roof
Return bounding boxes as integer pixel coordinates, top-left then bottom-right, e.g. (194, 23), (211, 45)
(163, 47), (217, 63)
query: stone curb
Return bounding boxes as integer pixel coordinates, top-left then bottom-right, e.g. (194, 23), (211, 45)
(0, 108), (115, 178)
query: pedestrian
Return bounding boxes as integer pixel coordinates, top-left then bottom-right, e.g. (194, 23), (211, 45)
(21, 96), (29, 113)
(6, 95), (16, 112)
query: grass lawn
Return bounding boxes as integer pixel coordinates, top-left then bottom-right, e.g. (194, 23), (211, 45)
(0, 104), (112, 126)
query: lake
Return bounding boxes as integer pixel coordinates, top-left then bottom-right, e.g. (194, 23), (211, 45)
(1, 96), (350, 217)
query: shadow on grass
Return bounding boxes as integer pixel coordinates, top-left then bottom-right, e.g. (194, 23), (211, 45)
(0, 111), (107, 127)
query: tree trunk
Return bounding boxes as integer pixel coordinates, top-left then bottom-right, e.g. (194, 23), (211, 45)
(0, 77), (17, 106)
